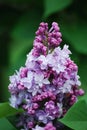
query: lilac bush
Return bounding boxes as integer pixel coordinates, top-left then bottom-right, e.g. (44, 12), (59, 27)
(8, 22), (84, 130)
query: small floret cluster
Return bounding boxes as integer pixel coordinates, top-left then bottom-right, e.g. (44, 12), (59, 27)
(8, 22), (84, 130)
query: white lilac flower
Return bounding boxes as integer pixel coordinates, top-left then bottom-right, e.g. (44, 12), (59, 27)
(9, 95), (18, 108)
(25, 50), (35, 66)
(32, 125), (44, 130)
(36, 110), (48, 124)
(20, 71), (34, 89)
(34, 73), (50, 87)
(8, 22), (84, 130)
(37, 55), (48, 70)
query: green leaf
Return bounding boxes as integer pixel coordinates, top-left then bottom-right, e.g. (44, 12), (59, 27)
(59, 20), (87, 54)
(0, 102), (22, 118)
(44, 0), (73, 17)
(0, 118), (17, 130)
(7, 115), (19, 130)
(60, 95), (87, 130)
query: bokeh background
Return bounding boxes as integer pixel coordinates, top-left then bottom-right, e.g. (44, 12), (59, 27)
(0, 0), (87, 102)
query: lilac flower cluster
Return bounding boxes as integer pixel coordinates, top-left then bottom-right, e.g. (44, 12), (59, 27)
(33, 22), (62, 56)
(8, 22), (84, 130)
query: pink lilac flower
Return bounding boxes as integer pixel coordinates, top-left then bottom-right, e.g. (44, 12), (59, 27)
(8, 22), (84, 130)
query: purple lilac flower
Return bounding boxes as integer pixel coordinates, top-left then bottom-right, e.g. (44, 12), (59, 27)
(44, 122), (56, 130)
(8, 22), (84, 130)
(32, 22), (62, 57)
(45, 101), (62, 119)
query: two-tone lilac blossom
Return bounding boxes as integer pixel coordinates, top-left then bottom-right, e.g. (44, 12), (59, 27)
(48, 22), (62, 49)
(8, 22), (84, 130)
(32, 22), (62, 56)
(45, 101), (62, 119)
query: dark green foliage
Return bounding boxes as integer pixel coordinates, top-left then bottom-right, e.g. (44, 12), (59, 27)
(0, 118), (17, 130)
(60, 94), (87, 130)
(0, 0), (87, 129)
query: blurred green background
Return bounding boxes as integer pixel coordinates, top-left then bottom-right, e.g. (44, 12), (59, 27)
(0, 0), (87, 102)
